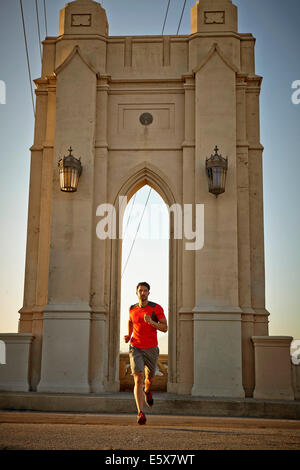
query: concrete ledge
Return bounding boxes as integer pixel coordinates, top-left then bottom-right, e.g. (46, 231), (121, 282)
(0, 334), (33, 392)
(0, 392), (299, 420)
(252, 336), (294, 400)
(1, 411), (300, 429)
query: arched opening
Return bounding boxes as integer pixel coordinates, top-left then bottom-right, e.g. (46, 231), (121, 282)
(119, 184), (169, 392)
(107, 164), (178, 394)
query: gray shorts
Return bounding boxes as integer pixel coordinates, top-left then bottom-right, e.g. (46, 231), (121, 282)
(129, 345), (159, 377)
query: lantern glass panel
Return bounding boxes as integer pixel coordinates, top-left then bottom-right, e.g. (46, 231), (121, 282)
(59, 167), (79, 192)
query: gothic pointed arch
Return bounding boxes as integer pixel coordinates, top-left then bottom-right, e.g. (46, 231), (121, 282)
(55, 45), (99, 77)
(193, 42), (239, 75)
(113, 161), (178, 209)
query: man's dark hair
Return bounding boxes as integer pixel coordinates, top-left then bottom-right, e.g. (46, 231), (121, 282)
(136, 281), (150, 291)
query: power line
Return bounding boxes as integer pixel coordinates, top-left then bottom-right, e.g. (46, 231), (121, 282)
(123, 193), (137, 239)
(35, 0), (42, 61)
(19, 0), (35, 117)
(176, 0), (187, 35)
(43, 0), (48, 37)
(121, 187), (152, 278)
(162, 0), (171, 35)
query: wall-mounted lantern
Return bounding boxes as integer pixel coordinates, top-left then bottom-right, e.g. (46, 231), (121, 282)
(58, 147), (82, 192)
(205, 146), (228, 197)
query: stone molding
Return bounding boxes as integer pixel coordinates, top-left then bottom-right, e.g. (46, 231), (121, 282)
(252, 336), (293, 348)
(55, 45), (99, 77)
(193, 42), (239, 74)
(0, 334), (34, 344)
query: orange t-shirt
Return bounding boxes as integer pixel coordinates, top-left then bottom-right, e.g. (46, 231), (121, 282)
(129, 301), (165, 349)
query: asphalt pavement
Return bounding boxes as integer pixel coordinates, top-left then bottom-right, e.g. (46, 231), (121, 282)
(0, 411), (299, 450)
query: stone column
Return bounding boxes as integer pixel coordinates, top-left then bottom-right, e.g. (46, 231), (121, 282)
(18, 33), (56, 340)
(246, 76), (269, 334)
(37, 48), (97, 393)
(18, 84), (47, 332)
(18, 73), (56, 390)
(192, 46), (244, 398)
(89, 75), (110, 393)
(236, 73), (255, 397)
(177, 74), (195, 395)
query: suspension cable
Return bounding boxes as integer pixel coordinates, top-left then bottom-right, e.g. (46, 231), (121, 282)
(122, 188), (152, 278)
(176, 0), (187, 35)
(123, 193), (137, 239)
(162, 0), (171, 35)
(43, 0), (48, 37)
(19, 0), (35, 117)
(35, 0), (42, 61)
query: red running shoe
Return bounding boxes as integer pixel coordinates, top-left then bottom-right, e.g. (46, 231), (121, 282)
(137, 411), (146, 425)
(144, 390), (153, 407)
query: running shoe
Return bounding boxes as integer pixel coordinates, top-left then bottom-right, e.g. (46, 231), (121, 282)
(144, 389), (154, 407)
(137, 411), (147, 425)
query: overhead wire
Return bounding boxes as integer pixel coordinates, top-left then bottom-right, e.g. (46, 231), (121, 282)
(162, 0), (171, 35)
(43, 0), (48, 38)
(162, 0), (188, 36)
(121, 187), (152, 278)
(35, 0), (42, 61)
(19, 0), (35, 117)
(176, 0), (187, 35)
(122, 193), (137, 239)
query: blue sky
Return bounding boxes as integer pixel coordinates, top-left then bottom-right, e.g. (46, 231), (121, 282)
(0, 0), (299, 354)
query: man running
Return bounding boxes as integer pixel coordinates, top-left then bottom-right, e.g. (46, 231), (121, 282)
(124, 282), (167, 425)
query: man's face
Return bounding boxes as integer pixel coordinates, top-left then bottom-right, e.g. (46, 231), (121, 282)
(136, 285), (149, 303)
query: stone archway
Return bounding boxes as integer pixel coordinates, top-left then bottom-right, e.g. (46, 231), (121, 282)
(107, 163), (179, 393)
(118, 183), (170, 392)
(9, 0), (272, 400)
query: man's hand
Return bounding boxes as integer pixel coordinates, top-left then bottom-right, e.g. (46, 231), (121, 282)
(124, 335), (131, 343)
(145, 314), (168, 333)
(144, 314), (153, 326)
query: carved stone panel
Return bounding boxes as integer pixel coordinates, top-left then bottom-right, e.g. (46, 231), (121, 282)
(204, 11), (225, 24)
(71, 14), (92, 27)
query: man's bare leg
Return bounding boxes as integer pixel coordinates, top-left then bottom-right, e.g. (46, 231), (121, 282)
(144, 370), (154, 407)
(133, 372), (144, 413)
(144, 372), (153, 393)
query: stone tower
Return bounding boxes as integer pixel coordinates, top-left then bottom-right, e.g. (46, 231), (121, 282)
(13, 0), (274, 398)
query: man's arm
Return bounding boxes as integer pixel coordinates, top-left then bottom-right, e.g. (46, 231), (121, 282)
(124, 319), (133, 343)
(144, 315), (168, 333)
